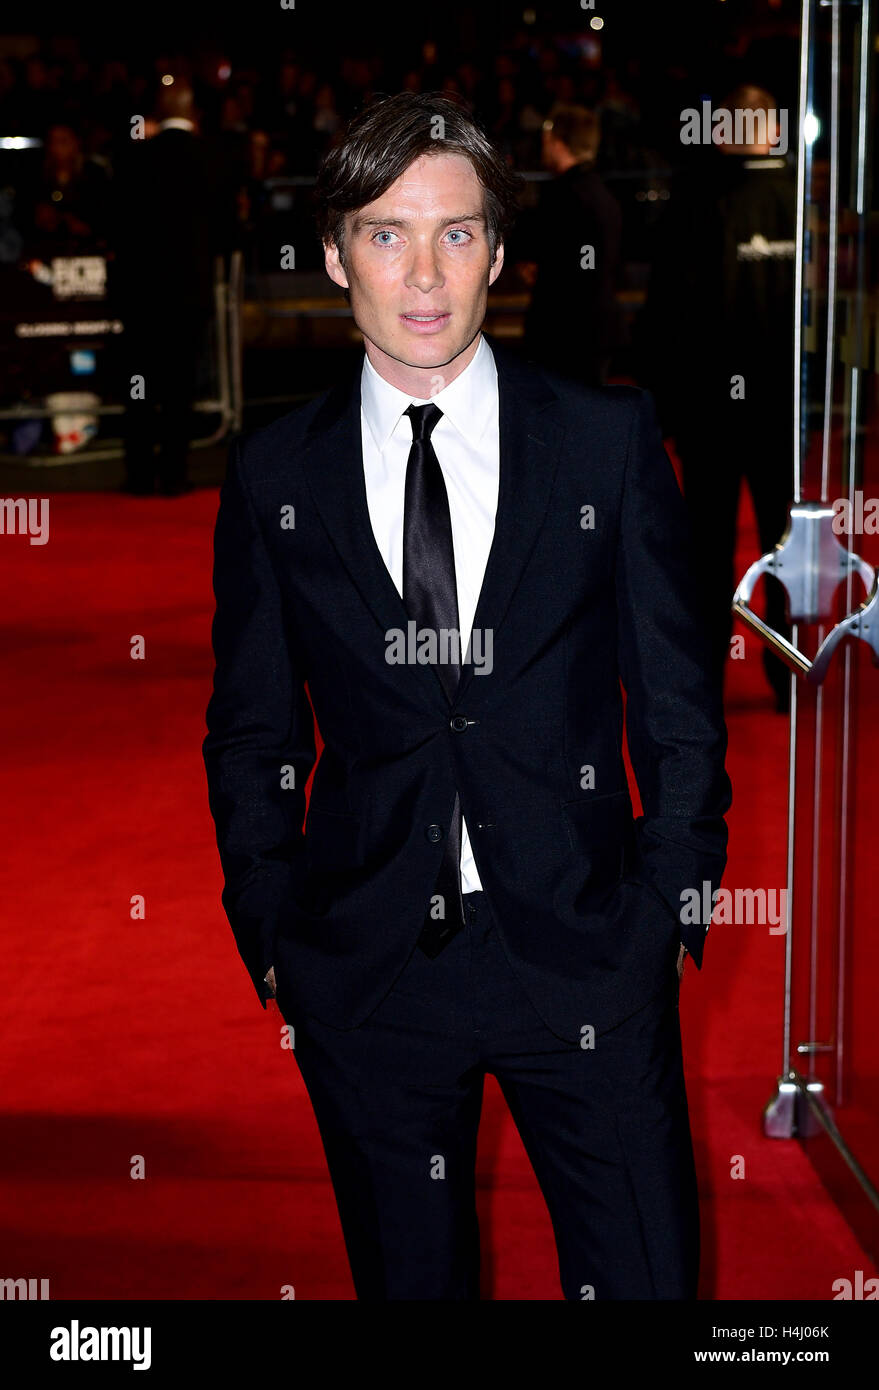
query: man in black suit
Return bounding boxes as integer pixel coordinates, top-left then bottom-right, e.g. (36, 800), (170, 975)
(518, 103), (623, 387)
(203, 92), (731, 1301)
(113, 82), (226, 495)
(637, 84), (796, 709)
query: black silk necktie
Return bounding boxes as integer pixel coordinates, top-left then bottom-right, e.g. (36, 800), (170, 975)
(403, 402), (466, 957)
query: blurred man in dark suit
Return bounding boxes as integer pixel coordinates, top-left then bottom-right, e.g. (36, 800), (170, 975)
(638, 85), (796, 709)
(114, 82), (225, 495)
(518, 103), (623, 387)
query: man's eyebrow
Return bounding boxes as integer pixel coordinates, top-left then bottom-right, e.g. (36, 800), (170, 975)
(351, 212), (486, 233)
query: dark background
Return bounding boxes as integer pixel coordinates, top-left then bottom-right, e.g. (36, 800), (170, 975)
(0, 0), (807, 482)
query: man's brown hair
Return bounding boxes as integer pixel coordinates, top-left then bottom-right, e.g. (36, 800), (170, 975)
(544, 103), (601, 165)
(313, 90), (524, 268)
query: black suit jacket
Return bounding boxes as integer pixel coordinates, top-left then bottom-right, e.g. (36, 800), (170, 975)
(202, 333), (731, 1042)
(522, 163), (624, 382)
(111, 127), (230, 315)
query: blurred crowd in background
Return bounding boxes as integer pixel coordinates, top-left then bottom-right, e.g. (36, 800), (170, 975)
(0, 14), (805, 703)
(0, 18), (799, 270)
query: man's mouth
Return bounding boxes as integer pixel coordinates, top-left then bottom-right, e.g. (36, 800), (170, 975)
(399, 312), (451, 333)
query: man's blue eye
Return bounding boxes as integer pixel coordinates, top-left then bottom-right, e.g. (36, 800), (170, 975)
(372, 228), (470, 245)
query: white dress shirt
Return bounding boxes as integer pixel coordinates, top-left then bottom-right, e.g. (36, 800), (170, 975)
(360, 332), (500, 893)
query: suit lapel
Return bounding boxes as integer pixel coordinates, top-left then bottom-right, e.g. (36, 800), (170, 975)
(456, 334), (565, 704)
(297, 333), (565, 710)
(296, 351), (437, 699)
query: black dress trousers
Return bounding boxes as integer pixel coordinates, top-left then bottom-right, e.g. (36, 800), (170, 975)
(278, 891), (699, 1301)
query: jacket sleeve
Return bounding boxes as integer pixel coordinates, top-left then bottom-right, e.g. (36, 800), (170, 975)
(614, 388), (732, 965)
(202, 435), (316, 1006)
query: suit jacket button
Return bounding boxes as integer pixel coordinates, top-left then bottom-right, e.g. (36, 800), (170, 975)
(426, 824), (444, 842)
(450, 715), (468, 731)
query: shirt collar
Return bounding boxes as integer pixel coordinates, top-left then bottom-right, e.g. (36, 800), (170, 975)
(361, 333), (497, 453)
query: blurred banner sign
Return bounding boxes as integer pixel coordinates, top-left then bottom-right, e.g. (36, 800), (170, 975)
(50, 255), (107, 300)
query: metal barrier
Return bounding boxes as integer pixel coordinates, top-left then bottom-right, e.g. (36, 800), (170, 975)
(732, 0), (879, 1260)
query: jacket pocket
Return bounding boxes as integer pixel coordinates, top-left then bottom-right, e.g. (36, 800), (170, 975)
(560, 788), (634, 896)
(299, 807), (362, 914)
(304, 806), (361, 871)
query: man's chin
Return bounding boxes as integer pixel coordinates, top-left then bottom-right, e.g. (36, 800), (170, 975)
(376, 324), (480, 371)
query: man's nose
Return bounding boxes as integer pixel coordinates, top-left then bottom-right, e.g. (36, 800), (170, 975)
(405, 245), (444, 292)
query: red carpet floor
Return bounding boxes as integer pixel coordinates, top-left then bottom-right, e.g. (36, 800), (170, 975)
(0, 482), (875, 1300)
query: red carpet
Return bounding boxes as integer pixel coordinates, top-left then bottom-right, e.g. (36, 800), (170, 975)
(0, 482), (875, 1300)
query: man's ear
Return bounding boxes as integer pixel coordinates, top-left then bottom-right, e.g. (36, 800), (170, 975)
(324, 239), (349, 291)
(488, 239), (505, 288)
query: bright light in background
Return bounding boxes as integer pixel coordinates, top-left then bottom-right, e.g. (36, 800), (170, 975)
(590, 16), (604, 28)
(803, 112), (821, 144)
(161, 74), (174, 87)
